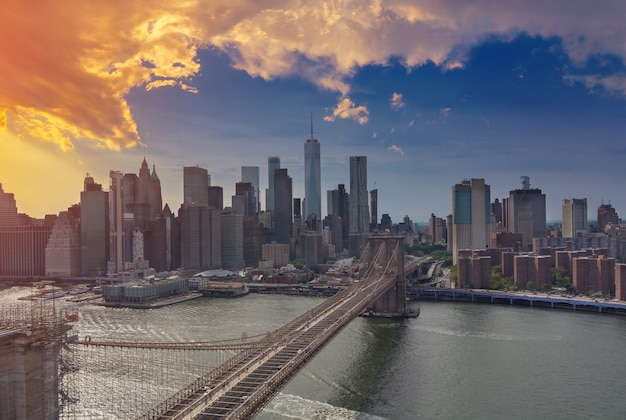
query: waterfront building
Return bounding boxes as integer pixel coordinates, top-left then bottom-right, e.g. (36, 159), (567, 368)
(503, 176), (546, 251)
(241, 166), (260, 215)
(452, 178), (491, 264)
(304, 123), (321, 228)
(457, 255), (491, 288)
(572, 256), (615, 296)
(273, 168), (292, 244)
(45, 210), (81, 277)
(616, 264), (626, 300)
(183, 165), (210, 206)
(0, 223), (54, 277)
(0, 183), (21, 226)
(80, 176), (109, 276)
(597, 202), (619, 233)
(513, 254), (552, 291)
(266, 157), (280, 212)
(562, 198), (588, 238)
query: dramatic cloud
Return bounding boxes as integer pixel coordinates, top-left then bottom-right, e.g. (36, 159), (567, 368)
(4, 1), (626, 151)
(390, 92), (405, 110)
(324, 97), (369, 124)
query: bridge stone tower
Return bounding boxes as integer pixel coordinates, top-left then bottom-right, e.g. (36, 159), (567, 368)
(361, 235), (413, 317)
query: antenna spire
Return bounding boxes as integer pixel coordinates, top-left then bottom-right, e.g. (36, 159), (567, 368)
(310, 112), (314, 140)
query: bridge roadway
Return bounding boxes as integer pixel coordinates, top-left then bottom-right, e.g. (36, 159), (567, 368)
(136, 270), (400, 420)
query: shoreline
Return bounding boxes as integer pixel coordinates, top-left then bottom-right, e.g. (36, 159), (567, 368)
(412, 286), (626, 315)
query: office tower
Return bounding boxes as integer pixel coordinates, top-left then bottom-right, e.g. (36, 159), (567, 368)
(597, 202), (619, 233)
(370, 188), (378, 230)
(242, 214), (260, 268)
(504, 176), (546, 251)
(562, 198), (588, 238)
(80, 176), (109, 276)
(235, 182), (256, 216)
(183, 165), (209, 205)
(0, 183), (20, 226)
(273, 168), (292, 244)
(179, 203), (221, 270)
(429, 213), (447, 244)
(137, 158), (163, 219)
(241, 166), (260, 214)
(145, 204), (179, 272)
(452, 178), (491, 264)
(304, 121), (321, 227)
(108, 170), (124, 274)
(45, 210), (81, 276)
(491, 198), (503, 224)
(221, 207), (244, 270)
(208, 186), (223, 210)
(329, 184), (350, 250)
(266, 157), (280, 211)
(349, 156), (370, 234)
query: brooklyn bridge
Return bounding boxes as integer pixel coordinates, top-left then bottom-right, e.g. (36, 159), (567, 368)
(66, 235), (420, 419)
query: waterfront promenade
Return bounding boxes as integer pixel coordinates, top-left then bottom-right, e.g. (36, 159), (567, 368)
(413, 286), (626, 315)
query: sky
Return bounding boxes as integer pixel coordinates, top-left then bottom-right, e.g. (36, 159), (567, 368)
(2, 1), (626, 223)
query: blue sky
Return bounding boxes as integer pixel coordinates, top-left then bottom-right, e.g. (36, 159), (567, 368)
(2, 1), (626, 223)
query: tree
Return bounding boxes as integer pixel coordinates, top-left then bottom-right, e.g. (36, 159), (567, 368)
(552, 266), (571, 288)
(526, 281), (535, 291)
(449, 265), (458, 282)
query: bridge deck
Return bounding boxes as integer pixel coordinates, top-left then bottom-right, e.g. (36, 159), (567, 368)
(136, 272), (399, 420)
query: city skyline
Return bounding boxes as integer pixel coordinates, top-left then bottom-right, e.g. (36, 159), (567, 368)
(3, 2), (626, 222)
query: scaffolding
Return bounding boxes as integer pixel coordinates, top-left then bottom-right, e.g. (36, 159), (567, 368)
(0, 299), (77, 420)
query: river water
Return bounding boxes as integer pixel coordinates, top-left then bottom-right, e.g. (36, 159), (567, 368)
(2, 287), (626, 419)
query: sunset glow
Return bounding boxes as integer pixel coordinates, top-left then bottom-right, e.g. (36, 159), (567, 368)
(2, 1), (626, 220)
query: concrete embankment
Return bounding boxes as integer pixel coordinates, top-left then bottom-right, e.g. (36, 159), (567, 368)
(412, 287), (626, 315)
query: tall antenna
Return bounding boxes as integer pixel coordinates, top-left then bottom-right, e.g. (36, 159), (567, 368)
(310, 112), (314, 140)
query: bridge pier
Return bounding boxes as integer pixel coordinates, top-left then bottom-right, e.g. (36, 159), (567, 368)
(361, 236), (418, 318)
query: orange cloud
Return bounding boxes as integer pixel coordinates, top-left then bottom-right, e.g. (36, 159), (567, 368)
(0, 1), (210, 151)
(324, 97), (369, 124)
(3, 0), (626, 154)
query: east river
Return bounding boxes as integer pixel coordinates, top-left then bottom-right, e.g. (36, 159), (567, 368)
(2, 287), (626, 419)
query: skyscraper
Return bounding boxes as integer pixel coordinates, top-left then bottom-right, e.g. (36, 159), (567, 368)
(504, 176), (546, 251)
(266, 157), (280, 212)
(597, 202), (619, 233)
(108, 170), (124, 274)
(273, 168), (292, 244)
(304, 120), (321, 228)
(183, 165), (209, 205)
(349, 156), (370, 257)
(452, 178), (491, 264)
(562, 198), (588, 238)
(80, 175), (109, 276)
(241, 166), (260, 214)
(370, 188), (378, 229)
(349, 156), (370, 234)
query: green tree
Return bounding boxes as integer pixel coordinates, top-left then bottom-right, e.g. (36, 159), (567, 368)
(526, 281), (535, 291)
(552, 266), (572, 288)
(449, 265), (458, 282)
